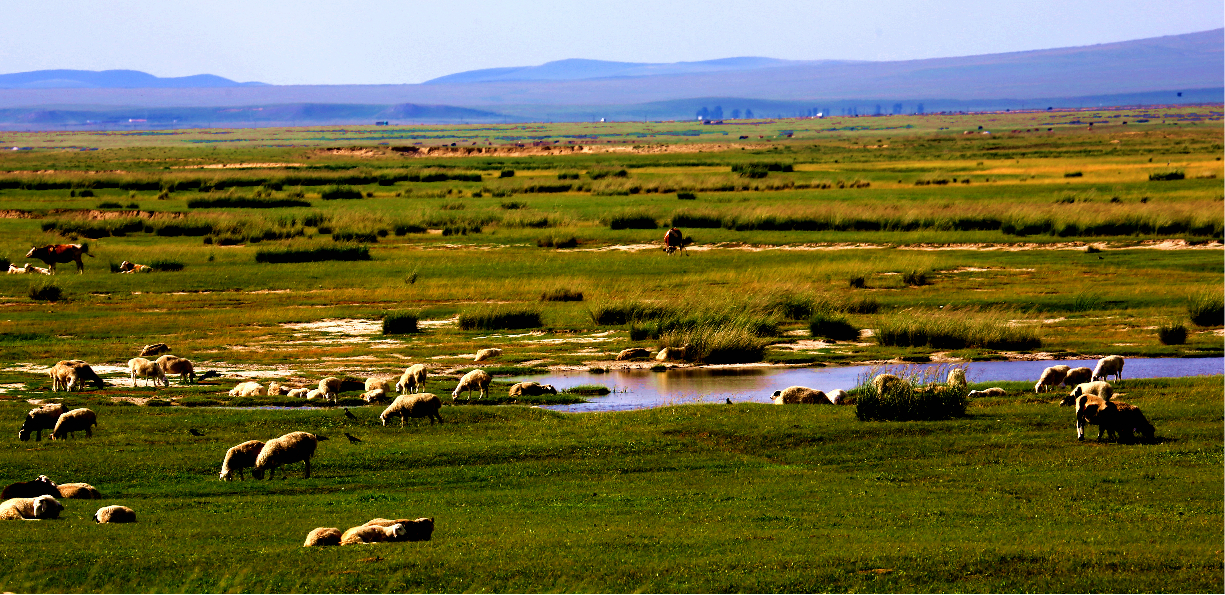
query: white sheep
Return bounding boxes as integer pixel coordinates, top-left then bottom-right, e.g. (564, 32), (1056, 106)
(947, 368), (967, 388)
(1033, 365), (1070, 393)
(616, 348), (652, 361)
(340, 523), (406, 545)
(228, 381), (266, 397)
(49, 360), (103, 392)
(128, 357), (168, 388)
(51, 408), (96, 440)
(365, 376), (392, 394)
(452, 369), (491, 401)
(1063, 366), (1093, 387)
(967, 387), (1006, 398)
(139, 343), (170, 357)
(286, 388), (310, 398)
(362, 517), (435, 542)
(303, 527), (343, 547)
(872, 373), (909, 394)
(0, 495), (63, 520)
(1093, 355), (1125, 382)
(19, 403), (66, 442)
(318, 377), (342, 403)
(253, 432), (326, 480)
(508, 382), (558, 397)
(361, 388), (387, 403)
(771, 386), (832, 405)
(827, 389), (850, 404)
(656, 345), (689, 361)
(380, 393), (444, 426)
(220, 440), (266, 481)
(94, 505), (137, 523)
(57, 482), (102, 499)
(155, 355), (196, 384)
(396, 364), (427, 395)
(267, 381), (287, 396)
(474, 348), (502, 362)
(1061, 381), (1113, 406)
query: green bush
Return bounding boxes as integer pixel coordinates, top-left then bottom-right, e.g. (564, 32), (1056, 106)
(1188, 290), (1224, 326)
(1156, 323), (1187, 345)
(809, 312), (858, 341)
(499, 170), (515, 178)
(563, 384), (611, 396)
(540, 289), (583, 302)
(149, 260), (185, 272)
(254, 245), (370, 263)
(855, 365), (969, 421)
(319, 185), (364, 200)
(536, 235), (578, 249)
(383, 310), (420, 335)
(677, 192), (697, 200)
(458, 308), (542, 330)
(28, 281), (63, 302)
(1148, 170), (1185, 181)
(607, 213), (657, 230)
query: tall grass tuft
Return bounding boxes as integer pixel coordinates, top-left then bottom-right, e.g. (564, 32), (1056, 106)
(902, 269), (930, 286)
(319, 185), (363, 200)
(458, 307), (543, 330)
(658, 323), (769, 364)
(254, 245), (370, 264)
(606, 212), (658, 230)
(1187, 290), (1224, 326)
(588, 301), (670, 325)
(382, 310), (420, 335)
(149, 260), (185, 272)
(540, 289), (583, 302)
(876, 309), (1040, 350)
(1148, 170), (1185, 181)
(28, 281), (64, 302)
(1156, 323), (1187, 345)
(855, 364), (969, 421)
(809, 312), (858, 341)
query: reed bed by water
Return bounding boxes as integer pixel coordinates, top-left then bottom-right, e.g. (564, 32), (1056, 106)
(876, 308), (1042, 350)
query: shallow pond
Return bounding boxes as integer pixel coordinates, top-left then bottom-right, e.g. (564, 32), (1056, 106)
(516, 357), (1225, 413)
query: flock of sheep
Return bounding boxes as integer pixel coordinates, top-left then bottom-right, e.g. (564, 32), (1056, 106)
(0, 474), (134, 524)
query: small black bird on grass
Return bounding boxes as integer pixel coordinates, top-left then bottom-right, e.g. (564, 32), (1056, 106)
(725, 398), (733, 405)
(345, 432), (362, 444)
(188, 428), (205, 437)
(344, 408), (358, 421)
(198, 371), (221, 382)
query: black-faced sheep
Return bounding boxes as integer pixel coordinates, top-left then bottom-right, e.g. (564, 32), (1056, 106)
(0, 495), (63, 520)
(128, 357), (168, 388)
(340, 523), (406, 545)
(508, 382), (558, 397)
(380, 393), (443, 426)
(220, 440), (266, 481)
(156, 355), (196, 384)
(318, 377), (342, 403)
(1, 475), (59, 500)
(396, 364), (427, 395)
(1061, 381), (1113, 406)
(474, 348), (502, 362)
(51, 408), (97, 440)
(771, 386), (832, 404)
(94, 505), (136, 523)
(968, 387), (1006, 398)
(1107, 402), (1156, 443)
(253, 432), (326, 480)
(1093, 355), (1125, 382)
(19, 403), (65, 442)
(1034, 365), (1071, 393)
(1063, 366), (1093, 387)
(57, 482), (102, 499)
(303, 527), (343, 547)
(228, 381), (266, 397)
(139, 343), (170, 357)
(363, 517), (434, 542)
(616, 348), (651, 361)
(452, 369), (491, 401)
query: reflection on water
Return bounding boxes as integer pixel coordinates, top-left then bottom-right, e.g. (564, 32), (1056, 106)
(515, 357), (1224, 413)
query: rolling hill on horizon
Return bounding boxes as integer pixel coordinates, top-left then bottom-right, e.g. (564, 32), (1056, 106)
(0, 69), (266, 89)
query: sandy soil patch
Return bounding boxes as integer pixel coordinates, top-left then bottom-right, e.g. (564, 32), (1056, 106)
(772, 339), (837, 351)
(420, 317), (458, 328)
(281, 319), (382, 336)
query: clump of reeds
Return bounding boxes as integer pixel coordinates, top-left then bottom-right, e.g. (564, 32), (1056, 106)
(186, 197), (310, 209)
(540, 289), (583, 302)
(854, 363), (969, 421)
(536, 235), (578, 248)
(587, 167), (628, 180)
(319, 185), (363, 200)
(875, 308), (1040, 350)
(28, 281), (63, 302)
(1188, 290), (1224, 327)
(902, 269), (930, 287)
(606, 212), (657, 229)
(677, 192), (697, 200)
(563, 385), (611, 395)
(809, 311), (858, 341)
(254, 245), (370, 264)
(457, 307), (543, 330)
(1156, 323), (1187, 345)
(149, 260), (185, 272)
(587, 301), (671, 325)
(1148, 170), (1185, 181)
(382, 310), (420, 335)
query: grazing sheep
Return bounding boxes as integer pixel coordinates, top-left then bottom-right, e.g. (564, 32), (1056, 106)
(508, 382), (558, 397)
(361, 388), (387, 403)
(363, 517), (435, 542)
(19, 403), (66, 442)
(1, 475), (59, 500)
(155, 355), (196, 385)
(219, 440), (266, 481)
(303, 527), (343, 547)
(286, 387), (310, 398)
(1093, 355), (1125, 382)
(94, 505), (136, 523)
(253, 432), (326, 480)
(872, 373), (909, 395)
(57, 482), (101, 499)
(128, 357), (168, 388)
(827, 389), (850, 405)
(656, 345), (689, 361)
(1034, 365), (1071, 393)
(771, 386), (832, 405)
(50, 360), (104, 392)
(1108, 402), (1156, 442)
(380, 393), (444, 426)
(452, 369), (491, 401)
(139, 343), (170, 357)
(340, 523), (406, 545)
(1063, 366), (1093, 387)
(616, 348), (651, 361)
(396, 364), (427, 395)
(318, 377), (342, 403)
(1075, 394), (1114, 441)
(967, 387), (1007, 398)
(365, 376), (392, 394)
(947, 368), (967, 388)
(51, 408), (97, 440)
(0, 495), (63, 520)
(474, 348), (502, 362)
(1061, 381), (1114, 406)
(228, 381), (266, 398)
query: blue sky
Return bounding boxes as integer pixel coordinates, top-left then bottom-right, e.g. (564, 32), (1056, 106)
(2, 0), (1220, 84)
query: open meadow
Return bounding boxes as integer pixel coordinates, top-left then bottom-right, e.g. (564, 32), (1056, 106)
(0, 107), (1221, 592)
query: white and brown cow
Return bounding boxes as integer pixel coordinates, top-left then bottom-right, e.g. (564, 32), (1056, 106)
(663, 227), (687, 255)
(25, 244), (93, 274)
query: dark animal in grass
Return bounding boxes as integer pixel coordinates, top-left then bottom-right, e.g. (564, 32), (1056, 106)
(138, 343), (170, 357)
(1075, 394), (1146, 442)
(1, 475), (59, 500)
(663, 227), (687, 255)
(252, 432), (326, 480)
(197, 370), (221, 382)
(19, 402), (66, 442)
(25, 243), (93, 274)
(344, 408), (358, 421)
(345, 432), (362, 444)
(1108, 402), (1156, 442)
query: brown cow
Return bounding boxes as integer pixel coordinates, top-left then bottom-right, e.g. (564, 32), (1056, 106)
(663, 227), (687, 255)
(25, 244), (93, 274)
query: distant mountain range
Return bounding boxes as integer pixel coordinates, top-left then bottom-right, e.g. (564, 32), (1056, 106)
(0, 69), (266, 89)
(0, 29), (1218, 129)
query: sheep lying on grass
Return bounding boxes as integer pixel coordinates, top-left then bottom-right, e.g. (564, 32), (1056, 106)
(267, 381), (287, 396)
(396, 364), (427, 395)
(303, 527), (343, 547)
(340, 523), (406, 545)
(474, 348), (502, 362)
(128, 357), (168, 388)
(508, 382), (558, 397)
(220, 440), (266, 481)
(253, 432), (326, 480)
(318, 377), (342, 403)
(363, 517), (434, 542)
(52, 408), (97, 440)
(305, 389), (323, 400)
(1063, 366), (1093, 387)
(117, 261), (151, 274)
(968, 387), (1006, 398)
(1061, 381), (1113, 406)
(139, 343), (170, 357)
(380, 394), (443, 426)
(57, 483), (101, 499)
(1093, 355), (1125, 382)
(1, 475), (59, 500)
(771, 386), (832, 404)
(286, 388), (310, 398)
(616, 348), (651, 361)
(155, 355), (195, 385)
(1034, 365), (1071, 393)
(94, 505), (136, 523)
(0, 495), (63, 520)
(365, 376), (392, 394)
(361, 388), (387, 403)
(452, 369), (491, 401)
(827, 389), (850, 405)
(228, 381), (266, 398)
(19, 403), (65, 442)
